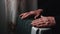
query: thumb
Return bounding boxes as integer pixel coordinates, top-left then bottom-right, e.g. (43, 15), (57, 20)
(41, 15), (44, 18)
(34, 14), (40, 19)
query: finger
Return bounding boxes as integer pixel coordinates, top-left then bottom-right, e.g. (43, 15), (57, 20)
(41, 22), (49, 27)
(37, 21), (43, 25)
(34, 14), (40, 19)
(20, 12), (27, 17)
(31, 21), (45, 27)
(19, 13), (24, 17)
(37, 25), (43, 28)
(38, 23), (47, 27)
(36, 9), (43, 13)
(21, 14), (30, 19)
(31, 20), (39, 26)
(34, 22), (44, 27)
(20, 13), (28, 19)
(31, 21), (38, 25)
(37, 9), (43, 11)
(31, 22), (36, 24)
(36, 21), (47, 27)
(31, 22), (37, 26)
(41, 15), (44, 18)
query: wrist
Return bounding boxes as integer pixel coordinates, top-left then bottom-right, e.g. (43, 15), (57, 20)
(47, 16), (56, 23)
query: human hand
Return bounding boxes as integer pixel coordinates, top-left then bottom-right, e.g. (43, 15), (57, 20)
(31, 16), (56, 28)
(19, 9), (43, 19)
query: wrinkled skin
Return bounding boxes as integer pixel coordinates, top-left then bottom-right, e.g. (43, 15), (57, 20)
(31, 16), (56, 28)
(19, 9), (56, 28)
(19, 9), (43, 19)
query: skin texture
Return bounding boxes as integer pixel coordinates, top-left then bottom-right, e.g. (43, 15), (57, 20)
(19, 9), (43, 19)
(31, 16), (56, 28)
(19, 9), (56, 28)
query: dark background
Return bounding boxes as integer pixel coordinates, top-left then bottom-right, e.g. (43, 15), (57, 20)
(0, 0), (8, 34)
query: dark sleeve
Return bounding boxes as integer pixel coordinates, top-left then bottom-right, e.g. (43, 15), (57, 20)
(54, 16), (60, 33)
(55, 16), (60, 27)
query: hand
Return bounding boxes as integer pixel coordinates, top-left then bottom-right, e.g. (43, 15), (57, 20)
(19, 9), (43, 19)
(31, 16), (56, 28)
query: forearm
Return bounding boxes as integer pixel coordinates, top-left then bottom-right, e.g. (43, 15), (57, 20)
(48, 16), (60, 28)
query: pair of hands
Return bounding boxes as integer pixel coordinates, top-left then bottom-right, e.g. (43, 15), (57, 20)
(19, 9), (56, 28)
